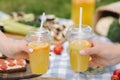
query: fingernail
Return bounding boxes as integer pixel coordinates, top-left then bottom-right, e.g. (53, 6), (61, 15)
(29, 48), (33, 53)
(80, 50), (86, 55)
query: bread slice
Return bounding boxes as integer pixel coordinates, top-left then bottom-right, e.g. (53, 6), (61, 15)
(0, 59), (27, 73)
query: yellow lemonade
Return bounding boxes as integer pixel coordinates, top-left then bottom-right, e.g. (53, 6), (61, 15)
(28, 42), (50, 74)
(69, 40), (91, 72)
(71, 0), (95, 26)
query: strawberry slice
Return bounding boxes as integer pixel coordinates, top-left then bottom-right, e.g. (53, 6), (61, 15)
(0, 59), (5, 64)
(7, 59), (15, 67)
(0, 64), (7, 70)
(16, 59), (25, 66)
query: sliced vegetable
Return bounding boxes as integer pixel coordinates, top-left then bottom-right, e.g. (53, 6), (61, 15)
(0, 19), (37, 35)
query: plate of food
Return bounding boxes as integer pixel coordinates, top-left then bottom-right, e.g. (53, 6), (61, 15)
(0, 54), (41, 80)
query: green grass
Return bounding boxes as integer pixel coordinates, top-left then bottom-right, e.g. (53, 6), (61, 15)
(0, 0), (119, 18)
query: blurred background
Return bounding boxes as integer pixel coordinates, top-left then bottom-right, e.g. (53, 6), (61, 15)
(0, 0), (120, 19)
(0, 0), (120, 43)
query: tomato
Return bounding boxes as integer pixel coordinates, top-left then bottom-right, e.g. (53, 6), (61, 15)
(113, 69), (120, 79)
(0, 64), (7, 71)
(16, 59), (24, 66)
(7, 59), (15, 67)
(53, 44), (63, 55)
(111, 75), (119, 80)
(0, 59), (5, 64)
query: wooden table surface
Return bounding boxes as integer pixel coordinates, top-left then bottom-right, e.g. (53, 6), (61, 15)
(4, 32), (66, 44)
(5, 33), (25, 39)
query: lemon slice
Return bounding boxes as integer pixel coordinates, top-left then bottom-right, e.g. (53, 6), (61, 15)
(28, 42), (49, 50)
(70, 40), (91, 48)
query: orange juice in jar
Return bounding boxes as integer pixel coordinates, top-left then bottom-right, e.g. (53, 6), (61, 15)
(71, 0), (96, 26)
(69, 40), (91, 72)
(25, 29), (51, 74)
(66, 25), (93, 72)
(28, 42), (50, 74)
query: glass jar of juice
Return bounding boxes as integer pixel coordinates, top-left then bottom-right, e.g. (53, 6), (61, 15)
(66, 25), (94, 72)
(71, 0), (96, 26)
(67, 25), (92, 72)
(25, 29), (51, 74)
(67, 25), (105, 74)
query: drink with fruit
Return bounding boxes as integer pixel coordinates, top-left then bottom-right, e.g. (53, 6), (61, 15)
(26, 29), (51, 74)
(69, 40), (91, 72)
(67, 25), (93, 73)
(28, 42), (50, 74)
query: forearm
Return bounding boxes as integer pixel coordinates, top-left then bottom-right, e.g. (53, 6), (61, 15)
(0, 30), (10, 43)
(0, 30), (11, 54)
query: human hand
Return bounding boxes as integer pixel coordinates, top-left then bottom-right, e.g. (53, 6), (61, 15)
(80, 40), (120, 67)
(1, 40), (32, 59)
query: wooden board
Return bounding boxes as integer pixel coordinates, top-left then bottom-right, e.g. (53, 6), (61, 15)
(0, 63), (41, 80)
(5, 33), (66, 45)
(4, 33), (25, 39)
(30, 77), (66, 80)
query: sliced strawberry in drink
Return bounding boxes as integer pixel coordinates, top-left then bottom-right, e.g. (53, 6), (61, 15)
(7, 59), (15, 67)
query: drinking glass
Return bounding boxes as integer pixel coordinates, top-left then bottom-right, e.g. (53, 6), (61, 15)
(25, 28), (51, 74)
(66, 25), (94, 79)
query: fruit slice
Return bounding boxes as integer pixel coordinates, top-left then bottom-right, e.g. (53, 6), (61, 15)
(7, 59), (15, 67)
(16, 59), (25, 66)
(70, 40), (92, 49)
(28, 42), (49, 51)
(0, 64), (7, 70)
(0, 59), (5, 64)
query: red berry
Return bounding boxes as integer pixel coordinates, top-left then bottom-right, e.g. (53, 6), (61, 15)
(113, 69), (120, 79)
(53, 44), (63, 55)
(111, 75), (119, 80)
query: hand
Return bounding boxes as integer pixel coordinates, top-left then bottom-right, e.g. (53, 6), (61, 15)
(1, 40), (32, 59)
(80, 40), (120, 67)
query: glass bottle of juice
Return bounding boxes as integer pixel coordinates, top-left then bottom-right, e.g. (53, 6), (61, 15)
(71, 0), (96, 26)
(66, 25), (93, 72)
(25, 29), (51, 74)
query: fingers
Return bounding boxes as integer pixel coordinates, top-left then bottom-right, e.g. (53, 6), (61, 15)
(80, 40), (101, 55)
(13, 52), (29, 59)
(18, 40), (33, 53)
(89, 56), (109, 67)
(80, 47), (97, 55)
(19, 40), (28, 45)
(23, 46), (33, 54)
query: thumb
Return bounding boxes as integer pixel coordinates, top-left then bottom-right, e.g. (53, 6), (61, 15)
(19, 40), (33, 53)
(23, 47), (33, 54)
(80, 48), (97, 55)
